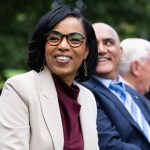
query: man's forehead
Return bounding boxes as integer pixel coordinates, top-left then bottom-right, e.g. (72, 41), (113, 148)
(95, 31), (117, 42)
(93, 23), (120, 42)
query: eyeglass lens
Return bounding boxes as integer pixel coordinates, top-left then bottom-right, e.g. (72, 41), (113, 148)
(46, 31), (85, 48)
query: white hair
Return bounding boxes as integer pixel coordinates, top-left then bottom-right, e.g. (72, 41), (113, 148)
(118, 38), (150, 75)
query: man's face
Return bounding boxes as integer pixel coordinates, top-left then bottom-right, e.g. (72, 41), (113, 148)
(93, 24), (122, 79)
(136, 56), (150, 95)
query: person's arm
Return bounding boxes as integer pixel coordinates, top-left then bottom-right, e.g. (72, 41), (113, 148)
(97, 101), (141, 150)
(0, 79), (30, 150)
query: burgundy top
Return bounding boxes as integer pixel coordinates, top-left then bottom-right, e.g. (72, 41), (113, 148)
(53, 75), (84, 150)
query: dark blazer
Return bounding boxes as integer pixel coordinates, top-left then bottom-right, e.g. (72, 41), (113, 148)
(144, 92), (150, 113)
(81, 76), (150, 150)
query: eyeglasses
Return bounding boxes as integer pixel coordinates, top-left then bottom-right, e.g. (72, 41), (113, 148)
(45, 31), (85, 48)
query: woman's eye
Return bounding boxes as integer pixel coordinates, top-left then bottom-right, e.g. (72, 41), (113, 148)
(70, 38), (81, 43)
(48, 36), (60, 42)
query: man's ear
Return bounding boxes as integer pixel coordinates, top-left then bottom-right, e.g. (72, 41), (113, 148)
(120, 46), (124, 60)
(130, 61), (140, 77)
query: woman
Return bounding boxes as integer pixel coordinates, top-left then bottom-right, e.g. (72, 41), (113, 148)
(0, 5), (99, 150)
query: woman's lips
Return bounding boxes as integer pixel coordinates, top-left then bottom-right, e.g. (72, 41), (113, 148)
(54, 55), (72, 63)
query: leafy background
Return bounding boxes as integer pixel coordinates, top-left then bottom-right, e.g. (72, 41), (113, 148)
(1, 0), (150, 90)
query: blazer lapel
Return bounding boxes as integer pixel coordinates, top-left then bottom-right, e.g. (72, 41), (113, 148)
(91, 77), (143, 132)
(125, 85), (150, 124)
(39, 66), (64, 150)
(76, 83), (98, 150)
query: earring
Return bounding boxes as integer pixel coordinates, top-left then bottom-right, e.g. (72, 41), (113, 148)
(84, 60), (87, 76)
(76, 72), (79, 77)
(40, 59), (46, 72)
(40, 66), (44, 72)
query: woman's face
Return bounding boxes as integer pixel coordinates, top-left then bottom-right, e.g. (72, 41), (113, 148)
(45, 16), (89, 85)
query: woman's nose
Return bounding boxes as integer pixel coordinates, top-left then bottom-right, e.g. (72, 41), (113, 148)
(58, 37), (70, 50)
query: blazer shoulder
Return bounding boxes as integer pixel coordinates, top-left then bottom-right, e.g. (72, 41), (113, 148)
(80, 79), (100, 94)
(5, 70), (39, 86)
(80, 77), (96, 88)
(76, 82), (96, 104)
(2, 70), (40, 98)
(77, 82), (94, 96)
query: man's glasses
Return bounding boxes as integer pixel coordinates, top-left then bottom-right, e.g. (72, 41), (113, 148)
(45, 31), (85, 48)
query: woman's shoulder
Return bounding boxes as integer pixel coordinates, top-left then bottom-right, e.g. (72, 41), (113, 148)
(6, 70), (38, 84)
(3, 70), (40, 93)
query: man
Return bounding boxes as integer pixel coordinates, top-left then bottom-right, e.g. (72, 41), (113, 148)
(81, 23), (150, 150)
(118, 38), (150, 112)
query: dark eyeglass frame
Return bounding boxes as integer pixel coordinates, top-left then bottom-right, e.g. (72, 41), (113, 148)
(45, 30), (86, 48)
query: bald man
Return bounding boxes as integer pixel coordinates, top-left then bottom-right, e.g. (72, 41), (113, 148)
(81, 23), (150, 150)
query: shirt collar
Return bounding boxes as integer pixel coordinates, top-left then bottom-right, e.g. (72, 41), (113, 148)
(93, 75), (113, 88)
(94, 75), (125, 89)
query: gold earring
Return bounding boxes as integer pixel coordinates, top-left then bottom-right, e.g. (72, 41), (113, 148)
(40, 59), (46, 72)
(84, 60), (87, 76)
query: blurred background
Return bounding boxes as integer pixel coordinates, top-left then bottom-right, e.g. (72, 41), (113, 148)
(1, 0), (150, 91)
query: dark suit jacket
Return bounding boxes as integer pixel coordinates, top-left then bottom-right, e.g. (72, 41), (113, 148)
(144, 92), (150, 113)
(81, 76), (150, 150)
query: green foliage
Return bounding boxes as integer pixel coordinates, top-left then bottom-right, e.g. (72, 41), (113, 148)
(0, 69), (26, 90)
(1, 0), (150, 90)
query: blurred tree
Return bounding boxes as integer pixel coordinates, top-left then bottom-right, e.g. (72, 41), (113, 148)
(0, 0), (150, 90)
(0, 0), (52, 83)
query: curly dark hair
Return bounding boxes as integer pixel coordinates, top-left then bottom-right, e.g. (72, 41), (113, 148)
(27, 4), (98, 82)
